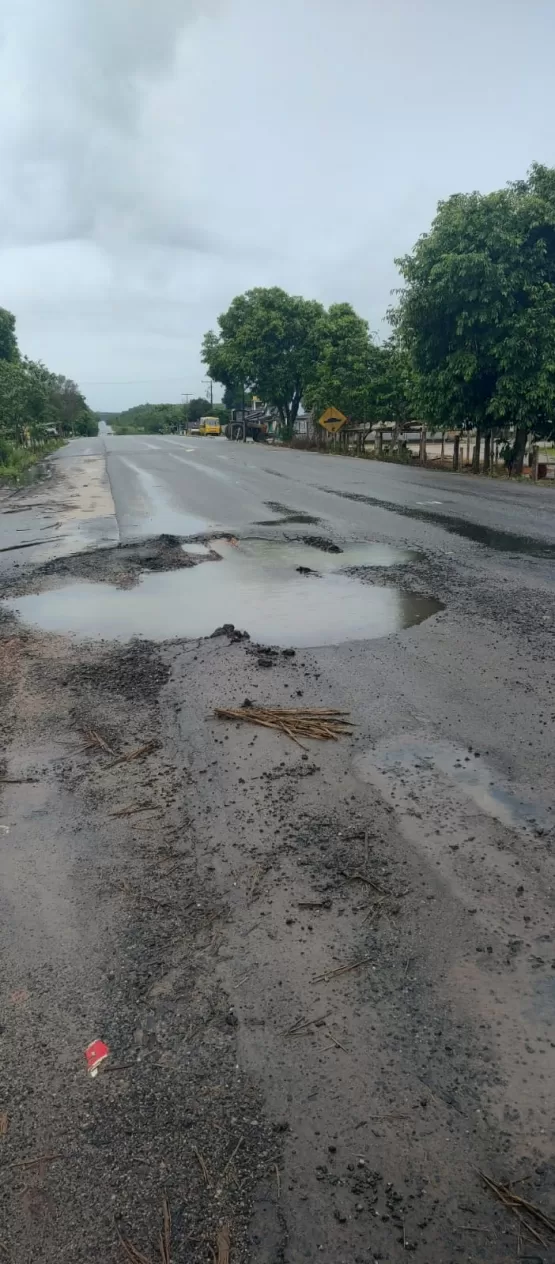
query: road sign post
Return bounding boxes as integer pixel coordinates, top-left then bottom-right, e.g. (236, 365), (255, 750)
(318, 407), (347, 435)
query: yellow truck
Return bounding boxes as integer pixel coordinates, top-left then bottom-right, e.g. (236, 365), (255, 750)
(198, 416), (221, 436)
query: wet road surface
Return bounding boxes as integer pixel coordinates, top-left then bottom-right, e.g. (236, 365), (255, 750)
(95, 432), (555, 551)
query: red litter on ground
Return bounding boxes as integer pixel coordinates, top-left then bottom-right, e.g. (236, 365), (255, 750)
(85, 1039), (110, 1077)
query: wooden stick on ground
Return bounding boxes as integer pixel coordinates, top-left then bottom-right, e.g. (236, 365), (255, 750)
(81, 728), (117, 756)
(105, 740), (160, 771)
(216, 1225), (230, 1264)
(312, 956), (372, 985)
(479, 1170), (555, 1247)
(214, 706), (354, 746)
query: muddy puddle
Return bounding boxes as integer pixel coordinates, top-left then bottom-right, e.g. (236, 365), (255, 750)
(355, 736), (550, 832)
(2, 537), (442, 647)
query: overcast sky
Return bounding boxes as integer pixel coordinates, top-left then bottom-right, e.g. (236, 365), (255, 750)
(0, 0), (552, 411)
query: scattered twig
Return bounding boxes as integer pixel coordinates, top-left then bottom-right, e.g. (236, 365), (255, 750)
(479, 1169), (555, 1247)
(324, 1031), (348, 1053)
(216, 1224), (230, 1264)
(117, 1197), (172, 1264)
(312, 956), (372, 985)
(368, 1112), (409, 1121)
(9, 1153), (63, 1170)
(275, 1164), (281, 1199)
(220, 1137), (243, 1186)
(0, 538), (59, 553)
(284, 1010), (332, 1037)
(193, 1146), (210, 1186)
(341, 870), (391, 897)
(0, 1114), (7, 1136)
(110, 802), (156, 819)
(118, 1234), (152, 1264)
(298, 899), (332, 910)
(0, 778), (38, 785)
(214, 706), (354, 746)
(81, 728), (117, 756)
(457, 1226), (493, 1234)
(233, 971), (254, 989)
(105, 740), (160, 771)
(159, 1197), (171, 1264)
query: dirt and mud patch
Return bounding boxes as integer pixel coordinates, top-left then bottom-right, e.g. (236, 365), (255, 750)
(0, 623), (279, 1264)
(0, 534), (222, 598)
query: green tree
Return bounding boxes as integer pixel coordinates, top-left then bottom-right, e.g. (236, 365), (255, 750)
(203, 287), (327, 438)
(369, 339), (415, 424)
(393, 163), (555, 473)
(0, 307), (19, 363)
(187, 397), (211, 426)
(112, 403), (183, 434)
(303, 303), (375, 421)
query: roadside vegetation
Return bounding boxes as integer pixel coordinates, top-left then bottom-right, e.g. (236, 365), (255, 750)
(0, 307), (96, 480)
(111, 398), (229, 435)
(202, 162), (555, 476)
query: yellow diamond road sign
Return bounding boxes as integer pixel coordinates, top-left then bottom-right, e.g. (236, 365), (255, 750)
(318, 407), (347, 433)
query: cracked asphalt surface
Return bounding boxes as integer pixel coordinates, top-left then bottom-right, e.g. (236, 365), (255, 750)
(1, 435), (555, 1263)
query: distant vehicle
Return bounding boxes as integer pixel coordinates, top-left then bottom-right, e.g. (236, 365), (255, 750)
(198, 416), (222, 436)
(225, 408), (268, 442)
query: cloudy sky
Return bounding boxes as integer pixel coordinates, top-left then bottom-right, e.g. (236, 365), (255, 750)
(0, 0), (552, 411)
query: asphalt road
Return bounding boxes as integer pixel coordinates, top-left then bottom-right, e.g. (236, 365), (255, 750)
(2, 437), (555, 1262)
(78, 431), (555, 550)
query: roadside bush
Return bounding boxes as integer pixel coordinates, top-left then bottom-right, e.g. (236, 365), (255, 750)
(0, 438), (64, 480)
(0, 437), (13, 465)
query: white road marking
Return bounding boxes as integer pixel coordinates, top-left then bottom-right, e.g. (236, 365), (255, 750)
(416, 500), (443, 505)
(170, 454), (229, 481)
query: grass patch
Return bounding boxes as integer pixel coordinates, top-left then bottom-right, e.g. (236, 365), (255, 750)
(0, 438), (65, 482)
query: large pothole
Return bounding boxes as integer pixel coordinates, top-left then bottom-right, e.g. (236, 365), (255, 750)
(2, 536), (443, 647)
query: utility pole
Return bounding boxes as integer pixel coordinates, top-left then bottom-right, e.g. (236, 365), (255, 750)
(181, 393), (192, 434)
(242, 383), (247, 443)
(203, 378), (214, 408)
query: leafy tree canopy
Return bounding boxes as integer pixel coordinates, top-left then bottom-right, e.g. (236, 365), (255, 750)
(203, 287), (327, 436)
(303, 303), (375, 421)
(112, 403), (183, 434)
(0, 307), (19, 363)
(392, 162), (555, 467)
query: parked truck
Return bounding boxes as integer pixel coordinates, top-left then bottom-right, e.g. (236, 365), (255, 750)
(224, 407), (269, 442)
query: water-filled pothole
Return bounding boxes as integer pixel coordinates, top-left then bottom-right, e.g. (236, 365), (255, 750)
(3, 538), (442, 647)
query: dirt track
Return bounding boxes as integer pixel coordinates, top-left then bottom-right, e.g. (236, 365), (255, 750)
(1, 443), (555, 1263)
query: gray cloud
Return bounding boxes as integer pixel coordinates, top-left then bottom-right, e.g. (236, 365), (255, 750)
(0, 0), (553, 409)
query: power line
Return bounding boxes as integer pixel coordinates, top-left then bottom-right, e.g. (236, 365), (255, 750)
(78, 376), (200, 386)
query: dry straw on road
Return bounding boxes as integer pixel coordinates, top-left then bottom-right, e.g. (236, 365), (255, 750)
(214, 706), (353, 747)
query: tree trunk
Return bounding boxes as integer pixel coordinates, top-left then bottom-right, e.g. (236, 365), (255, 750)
(483, 431), (491, 475)
(441, 432), (445, 461)
(453, 434), (460, 471)
(510, 425), (528, 476)
(419, 427), (427, 465)
(472, 429), (481, 473)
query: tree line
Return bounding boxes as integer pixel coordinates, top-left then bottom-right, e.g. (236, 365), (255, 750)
(202, 162), (555, 475)
(111, 398), (230, 434)
(0, 306), (96, 474)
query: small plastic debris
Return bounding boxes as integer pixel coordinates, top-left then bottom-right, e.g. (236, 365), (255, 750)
(85, 1039), (110, 1077)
